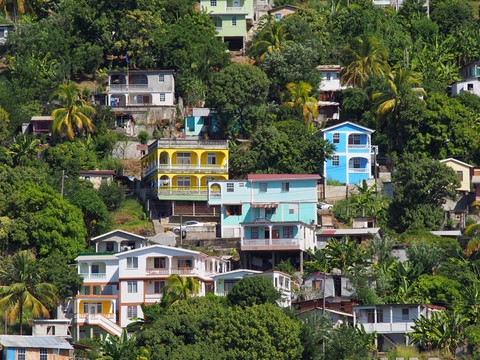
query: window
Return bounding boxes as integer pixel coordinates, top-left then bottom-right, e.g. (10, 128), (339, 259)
(326, 72), (331, 81)
(17, 348), (25, 360)
(177, 177), (191, 187)
(154, 257), (166, 269)
(154, 281), (165, 293)
(106, 242), (114, 252)
(91, 264), (100, 274)
(289, 204), (298, 214)
(312, 280), (323, 290)
(457, 171), (464, 181)
(127, 281), (138, 293)
(159, 74), (165, 82)
(207, 153), (217, 165)
(274, 13), (282, 21)
(159, 93), (166, 102)
(332, 155), (339, 166)
(227, 183), (234, 192)
(127, 257), (138, 269)
(232, 16), (237, 26)
(402, 308), (409, 320)
(40, 348), (47, 360)
(133, 95), (149, 104)
(367, 310), (375, 323)
(214, 18), (221, 28)
(468, 83), (474, 91)
(259, 183), (267, 192)
(377, 309), (384, 322)
(224, 280), (238, 292)
(349, 134), (361, 145)
(83, 302), (102, 313)
(239, 182), (245, 187)
(333, 133), (340, 143)
(93, 285), (101, 295)
(178, 258), (193, 268)
(282, 182), (289, 192)
(265, 208), (275, 218)
(353, 158), (361, 168)
(226, 205), (242, 216)
(127, 305), (137, 319)
(251, 227), (259, 239)
(283, 226), (294, 238)
(177, 152), (191, 164)
(80, 286), (90, 295)
(210, 0), (217, 5)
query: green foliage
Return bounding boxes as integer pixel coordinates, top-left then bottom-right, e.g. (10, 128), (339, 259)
(137, 130), (149, 145)
(227, 276), (280, 308)
(388, 153), (460, 232)
(274, 259), (297, 277)
(0, 250), (58, 335)
(161, 274), (200, 307)
(43, 141), (98, 177)
(138, 298), (302, 360)
(110, 197), (154, 235)
(98, 181), (125, 211)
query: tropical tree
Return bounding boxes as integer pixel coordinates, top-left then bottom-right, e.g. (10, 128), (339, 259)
(340, 34), (390, 88)
(8, 135), (40, 166)
(0, 0), (33, 22)
(0, 250), (57, 334)
(161, 274), (200, 306)
(372, 68), (424, 123)
(249, 17), (292, 63)
(50, 83), (96, 141)
(322, 237), (368, 274)
(284, 81), (319, 126)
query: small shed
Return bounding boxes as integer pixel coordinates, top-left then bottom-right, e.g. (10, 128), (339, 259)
(0, 335), (74, 360)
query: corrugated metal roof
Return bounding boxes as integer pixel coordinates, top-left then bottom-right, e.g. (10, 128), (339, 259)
(0, 336), (73, 350)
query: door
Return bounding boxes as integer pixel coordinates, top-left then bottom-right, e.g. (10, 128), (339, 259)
(233, 0), (240, 7)
(90, 305), (96, 314)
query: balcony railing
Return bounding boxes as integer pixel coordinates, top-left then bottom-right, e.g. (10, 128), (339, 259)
(348, 168), (369, 173)
(148, 139), (229, 151)
(242, 238), (300, 246)
(80, 273), (106, 280)
(157, 186), (208, 196)
(77, 313), (116, 321)
(225, 6), (246, 11)
(348, 144), (369, 149)
(146, 267), (195, 275)
(359, 321), (415, 333)
(109, 84), (151, 92)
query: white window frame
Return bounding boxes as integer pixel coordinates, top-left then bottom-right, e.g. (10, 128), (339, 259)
(332, 155), (339, 166)
(127, 281), (138, 293)
(159, 74), (165, 82)
(176, 152), (191, 165)
(207, 153), (217, 165)
(17, 348), (26, 360)
(210, 0), (217, 5)
(177, 176), (191, 187)
(352, 158), (361, 168)
(40, 348), (47, 360)
(333, 133), (340, 143)
(226, 183), (234, 192)
(127, 305), (138, 319)
(127, 257), (138, 269)
(159, 93), (166, 102)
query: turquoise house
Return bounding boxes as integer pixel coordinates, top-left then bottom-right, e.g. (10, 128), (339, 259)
(200, 0), (253, 50)
(184, 108), (219, 137)
(208, 174), (319, 271)
(321, 122), (375, 185)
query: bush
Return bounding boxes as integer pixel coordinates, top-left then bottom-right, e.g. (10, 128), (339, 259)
(138, 130), (150, 144)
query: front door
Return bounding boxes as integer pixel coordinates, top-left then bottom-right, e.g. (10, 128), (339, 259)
(90, 305), (96, 314)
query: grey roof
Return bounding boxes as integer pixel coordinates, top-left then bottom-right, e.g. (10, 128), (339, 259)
(0, 336), (73, 350)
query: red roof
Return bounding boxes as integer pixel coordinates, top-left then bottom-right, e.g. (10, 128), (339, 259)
(247, 174), (321, 181)
(79, 170), (116, 176)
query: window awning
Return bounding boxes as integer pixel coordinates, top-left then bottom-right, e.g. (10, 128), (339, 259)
(251, 203), (278, 208)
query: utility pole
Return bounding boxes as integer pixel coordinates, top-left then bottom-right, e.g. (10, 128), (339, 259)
(179, 215), (183, 245)
(322, 270), (326, 356)
(373, 146), (378, 187)
(60, 170), (65, 198)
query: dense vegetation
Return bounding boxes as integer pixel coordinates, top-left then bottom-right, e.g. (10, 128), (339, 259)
(0, 0), (480, 357)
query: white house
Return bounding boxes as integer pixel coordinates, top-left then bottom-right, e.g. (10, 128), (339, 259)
(72, 230), (229, 340)
(353, 304), (442, 351)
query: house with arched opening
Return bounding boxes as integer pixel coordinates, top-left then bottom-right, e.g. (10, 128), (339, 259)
(321, 122), (375, 185)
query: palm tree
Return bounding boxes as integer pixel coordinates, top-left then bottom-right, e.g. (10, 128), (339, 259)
(161, 274), (200, 306)
(8, 135), (40, 166)
(50, 83), (96, 141)
(372, 68), (424, 122)
(249, 17), (291, 63)
(0, 0), (32, 22)
(285, 81), (319, 126)
(0, 250), (57, 334)
(340, 35), (390, 88)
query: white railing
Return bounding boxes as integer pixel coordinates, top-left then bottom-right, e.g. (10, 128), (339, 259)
(348, 144), (369, 149)
(155, 164), (228, 172)
(242, 238), (300, 247)
(360, 322), (415, 333)
(80, 273), (106, 280)
(146, 267), (195, 275)
(348, 168), (369, 173)
(215, 291), (229, 297)
(109, 84), (150, 92)
(225, 6), (246, 11)
(77, 313), (116, 321)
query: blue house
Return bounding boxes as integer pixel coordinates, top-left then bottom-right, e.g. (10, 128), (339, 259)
(207, 174), (320, 271)
(184, 108), (219, 137)
(321, 122), (375, 185)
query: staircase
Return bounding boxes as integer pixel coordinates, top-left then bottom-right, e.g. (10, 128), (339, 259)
(80, 314), (123, 337)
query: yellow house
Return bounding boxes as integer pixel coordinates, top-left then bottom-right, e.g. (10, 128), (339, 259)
(440, 158), (472, 193)
(142, 138), (229, 216)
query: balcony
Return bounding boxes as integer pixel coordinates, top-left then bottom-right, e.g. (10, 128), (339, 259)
(80, 273), (106, 280)
(348, 144), (370, 150)
(144, 164), (228, 177)
(360, 322), (415, 333)
(348, 168), (369, 173)
(108, 84), (151, 92)
(225, 6), (247, 11)
(146, 267), (195, 276)
(241, 238), (303, 251)
(148, 139), (229, 151)
(77, 313), (116, 321)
